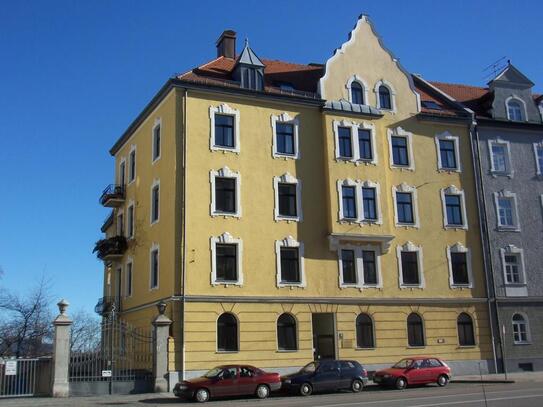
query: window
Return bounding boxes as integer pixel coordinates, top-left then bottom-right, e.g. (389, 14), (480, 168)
(512, 313), (529, 344)
(351, 82), (364, 105)
(119, 160), (126, 186)
(128, 147), (136, 183)
(451, 252), (469, 285)
(274, 173), (302, 222)
(407, 313), (425, 347)
(275, 237), (305, 287)
(533, 143), (543, 175)
(271, 113), (300, 159)
(125, 261), (133, 297)
(210, 104), (240, 153)
(494, 191), (519, 230)
(498, 198), (513, 226)
(214, 114), (234, 148)
(341, 186), (357, 219)
(378, 85), (391, 110)
(151, 181), (160, 224)
(276, 123), (295, 155)
(504, 254), (521, 284)
(441, 186), (467, 229)
(341, 249), (357, 285)
(397, 242), (424, 288)
(127, 203), (134, 238)
(489, 140), (511, 175)
(457, 313), (475, 346)
(362, 250), (378, 285)
(277, 313), (297, 351)
(117, 211), (124, 236)
(435, 131), (460, 171)
(401, 252), (419, 285)
(152, 120), (161, 162)
(362, 187), (377, 221)
(445, 195), (463, 225)
(211, 233), (243, 286)
(391, 136), (409, 166)
(507, 99), (523, 121)
(215, 178), (236, 213)
(396, 192), (414, 224)
(358, 129), (373, 161)
(356, 314), (374, 348)
(338, 127), (353, 159)
(150, 246), (159, 289)
(217, 313), (238, 352)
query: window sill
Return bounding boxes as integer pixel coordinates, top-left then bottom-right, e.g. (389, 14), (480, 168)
(273, 153), (298, 160)
(390, 165), (414, 171)
(490, 171), (513, 178)
(513, 342), (531, 346)
(212, 281), (243, 287)
(276, 349), (298, 353)
(150, 220), (159, 226)
(211, 211), (241, 218)
(211, 146), (239, 154)
(438, 167), (461, 173)
(444, 225), (468, 230)
(395, 223), (419, 229)
(275, 216), (301, 223)
(400, 285), (424, 290)
(504, 283), (527, 287)
(356, 160), (377, 166)
(216, 351), (239, 354)
(152, 156), (161, 165)
(457, 345), (477, 349)
(355, 347), (375, 351)
(277, 283), (305, 289)
(450, 284), (472, 289)
(407, 345), (426, 349)
(497, 226), (520, 232)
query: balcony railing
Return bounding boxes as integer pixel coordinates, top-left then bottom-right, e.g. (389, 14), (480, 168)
(99, 184), (125, 207)
(93, 235), (127, 261)
(94, 296), (121, 316)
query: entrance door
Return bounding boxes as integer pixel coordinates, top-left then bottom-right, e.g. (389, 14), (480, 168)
(312, 313), (336, 360)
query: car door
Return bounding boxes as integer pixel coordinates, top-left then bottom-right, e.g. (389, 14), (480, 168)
(313, 361), (340, 392)
(425, 359), (444, 383)
(405, 360), (424, 384)
(237, 366), (258, 395)
(213, 367), (239, 397)
(338, 361), (356, 389)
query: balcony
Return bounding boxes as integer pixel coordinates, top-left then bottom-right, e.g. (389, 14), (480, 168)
(94, 296), (121, 316)
(99, 184), (125, 207)
(93, 235), (127, 261)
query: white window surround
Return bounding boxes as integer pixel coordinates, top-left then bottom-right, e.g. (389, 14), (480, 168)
(488, 139), (513, 177)
(374, 79), (397, 112)
(125, 257), (133, 298)
(532, 142), (543, 175)
(505, 96), (528, 122)
(128, 145), (136, 185)
(446, 243), (473, 289)
(210, 166), (242, 218)
(396, 241), (425, 289)
(210, 232), (244, 286)
(332, 119), (377, 165)
(441, 185), (468, 230)
(500, 244), (527, 286)
(118, 157), (126, 185)
(270, 112), (300, 159)
(127, 199), (135, 239)
(116, 209), (124, 236)
(149, 243), (159, 290)
(392, 183), (420, 228)
(337, 178), (359, 223)
(336, 179), (382, 224)
(388, 127), (414, 171)
(275, 236), (306, 288)
(337, 244), (382, 290)
(493, 190), (520, 231)
(273, 173), (303, 222)
(346, 74), (369, 105)
(512, 312), (531, 344)
(150, 178), (160, 226)
(435, 131), (461, 172)
(209, 103), (240, 153)
(152, 117), (161, 164)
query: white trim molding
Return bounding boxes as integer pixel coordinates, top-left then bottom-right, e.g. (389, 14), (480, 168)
(332, 119), (377, 164)
(374, 79), (397, 112)
(118, 157), (126, 186)
(126, 199), (135, 239)
(388, 127), (414, 170)
(337, 178), (359, 222)
(273, 173), (303, 222)
(337, 244), (382, 290)
(125, 256), (134, 298)
(128, 144), (137, 185)
(392, 183), (419, 228)
(493, 190), (520, 231)
(512, 312), (531, 344)
(435, 131), (461, 172)
(396, 241), (425, 289)
(210, 232), (244, 286)
(149, 242), (159, 290)
(270, 112), (300, 159)
(446, 243), (473, 289)
(346, 74), (369, 105)
(488, 138), (513, 177)
(209, 103), (241, 154)
(210, 166), (242, 218)
(533, 142), (543, 175)
(151, 117), (161, 164)
(500, 244), (527, 296)
(150, 178), (160, 225)
(441, 185), (468, 230)
(275, 236), (306, 288)
(505, 95), (528, 122)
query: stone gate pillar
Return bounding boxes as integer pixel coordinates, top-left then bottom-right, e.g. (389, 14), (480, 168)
(51, 299), (73, 397)
(153, 301), (172, 393)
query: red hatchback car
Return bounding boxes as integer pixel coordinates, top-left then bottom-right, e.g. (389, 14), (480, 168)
(373, 357), (451, 390)
(173, 365), (281, 402)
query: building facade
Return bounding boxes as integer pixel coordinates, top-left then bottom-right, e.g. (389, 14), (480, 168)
(96, 15), (497, 384)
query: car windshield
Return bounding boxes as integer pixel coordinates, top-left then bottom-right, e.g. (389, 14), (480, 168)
(392, 359), (414, 369)
(300, 362), (317, 373)
(204, 367), (222, 378)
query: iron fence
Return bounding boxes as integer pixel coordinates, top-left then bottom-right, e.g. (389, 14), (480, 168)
(0, 358), (50, 398)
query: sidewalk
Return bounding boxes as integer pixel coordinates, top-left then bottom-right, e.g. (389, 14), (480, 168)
(452, 371), (543, 383)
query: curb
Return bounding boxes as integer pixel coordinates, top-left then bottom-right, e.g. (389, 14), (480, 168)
(451, 379), (515, 384)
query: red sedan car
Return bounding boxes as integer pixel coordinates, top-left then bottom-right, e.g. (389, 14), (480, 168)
(173, 365), (281, 402)
(373, 357), (451, 390)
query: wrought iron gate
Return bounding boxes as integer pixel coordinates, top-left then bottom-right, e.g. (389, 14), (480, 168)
(0, 358), (50, 398)
(69, 316), (154, 395)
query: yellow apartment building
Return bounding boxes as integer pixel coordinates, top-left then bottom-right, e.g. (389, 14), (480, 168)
(95, 15), (495, 384)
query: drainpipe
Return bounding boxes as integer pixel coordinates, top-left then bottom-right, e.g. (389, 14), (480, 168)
(181, 89), (188, 380)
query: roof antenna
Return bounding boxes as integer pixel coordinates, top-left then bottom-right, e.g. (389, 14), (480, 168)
(482, 56), (508, 81)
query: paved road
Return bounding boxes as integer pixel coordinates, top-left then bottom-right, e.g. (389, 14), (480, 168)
(2, 382), (543, 406)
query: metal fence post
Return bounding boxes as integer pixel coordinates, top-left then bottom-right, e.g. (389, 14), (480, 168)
(152, 301), (172, 393)
(51, 299), (73, 397)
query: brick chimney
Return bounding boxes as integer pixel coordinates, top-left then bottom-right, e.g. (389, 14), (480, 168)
(216, 30), (236, 59)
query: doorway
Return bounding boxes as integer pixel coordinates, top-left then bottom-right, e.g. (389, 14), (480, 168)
(312, 313), (336, 360)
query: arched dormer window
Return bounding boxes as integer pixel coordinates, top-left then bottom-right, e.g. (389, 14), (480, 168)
(351, 82), (364, 105)
(505, 96), (526, 122)
(378, 85), (391, 110)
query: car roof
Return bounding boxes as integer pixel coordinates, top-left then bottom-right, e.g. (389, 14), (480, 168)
(403, 356), (441, 360)
(216, 364), (258, 369)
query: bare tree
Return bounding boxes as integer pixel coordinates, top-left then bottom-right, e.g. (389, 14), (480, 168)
(70, 309), (101, 352)
(0, 277), (53, 357)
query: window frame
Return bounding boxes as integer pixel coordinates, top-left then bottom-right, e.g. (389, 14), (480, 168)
(435, 131), (461, 172)
(128, 145), (137, 185)
(125, 258), (133, 298)
(500, 245), (526, 287)
(346, 75), (369, 105)
(149, 243), (159, 290)
(333, 120), (377, 165)
(152, 118), (161, 164)
(533, 142), (543, 175)
(276, 313), (298, 352)
(275, 236), (305, 288)
(273, 173), (302, 222)
(393, 183), (419, 228)
(488, 139), (513, 177)
(505, 96), (527, 122)
(374, 80), (396, 112)
(441, 186), (468, 230)
(116, 209), (124, 237)
(150, 179), (160, 225)
(210, 233), (243, 286)
(361, 181), (382, 224)
(118, 158), (126, 186)
(209, 104), (241, 154)
(337, 180), (382, 224)
(388, 127), (414, 170)
(271, 112), (300, 159)
(397, 242), (425, 289)
(493, 190), (520, 231)
(447, 243), (473, 288)
(406, 313), (425, 347)
(217, 312), (239, 353)
(457, 312), (476, 347)
(127, 200), (135, 239)
(512, 312), (531, 345)
(210, 166), (242, 218)
(355, 313), (375, 349)
(337, 244), (382, 289)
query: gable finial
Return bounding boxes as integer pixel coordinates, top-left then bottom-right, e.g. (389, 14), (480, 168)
(244, 38), (249, 47)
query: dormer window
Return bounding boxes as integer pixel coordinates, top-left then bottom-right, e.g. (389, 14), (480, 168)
(351, 82), (364, 105)
(507, 99), (523, 121)
(378, 85), (391, 110)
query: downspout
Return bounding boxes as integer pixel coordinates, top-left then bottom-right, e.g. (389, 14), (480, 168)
(470, 119), (502, 374)
(181, 88), (188, 380)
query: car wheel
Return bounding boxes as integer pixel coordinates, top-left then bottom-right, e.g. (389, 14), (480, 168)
(395, 377), (407, 390)
(437, 374), (449, 387)
(351, 379), (364, 393)
(194, 388), (210, 403)
(299, 382), (313, 396)
(256, 384), (270, 399)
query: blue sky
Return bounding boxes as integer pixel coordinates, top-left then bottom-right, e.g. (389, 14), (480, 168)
(0, 0), (541, 313)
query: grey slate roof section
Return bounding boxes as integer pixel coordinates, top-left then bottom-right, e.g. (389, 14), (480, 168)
(324, 99), (383, 116)
(236, 39), (265, 67)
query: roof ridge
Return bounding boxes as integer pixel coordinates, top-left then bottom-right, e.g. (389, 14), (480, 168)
(430, 80), (488, 91)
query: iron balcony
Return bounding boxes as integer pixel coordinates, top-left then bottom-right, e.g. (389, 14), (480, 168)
(99, 184), (125, 207)
(93, 235), (127, 261)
